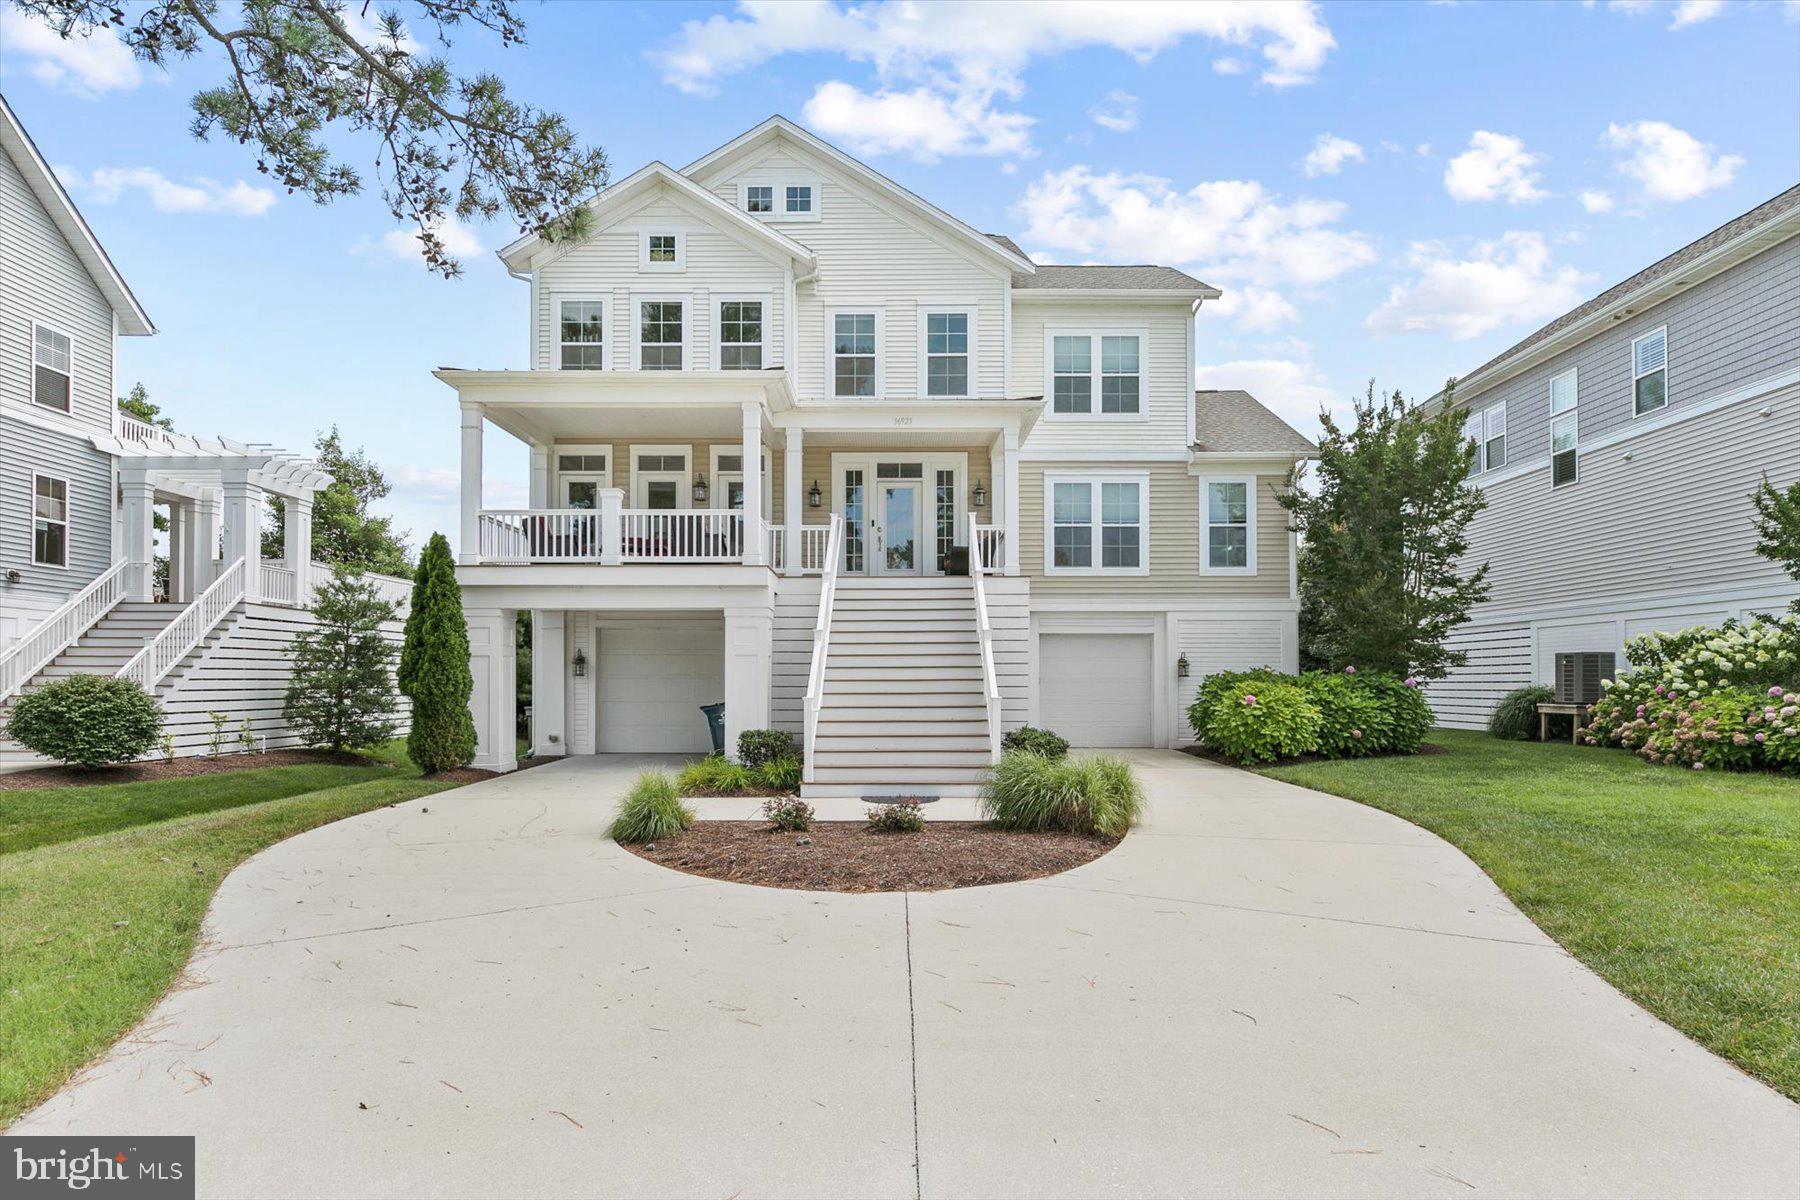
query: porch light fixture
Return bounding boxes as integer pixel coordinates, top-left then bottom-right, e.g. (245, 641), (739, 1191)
(692, 474), (709, 504)
(807, 480), (823, 509)
(971, 480), (988, 509)
(1176, 653), (1190, 679)
(571, 649), (588, 678)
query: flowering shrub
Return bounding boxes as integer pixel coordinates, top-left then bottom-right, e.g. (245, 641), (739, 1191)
(1189, 668), (1433, 764)
(1299, 672), (1384, 758)
(1196, 679), (1323, 764)
(1352, 672), (1435, 754)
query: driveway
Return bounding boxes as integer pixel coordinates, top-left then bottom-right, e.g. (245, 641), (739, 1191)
(15, 751), (1800, 1198)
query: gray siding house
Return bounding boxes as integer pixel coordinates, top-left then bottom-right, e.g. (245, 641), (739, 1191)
(1429, 184), (1800, 728)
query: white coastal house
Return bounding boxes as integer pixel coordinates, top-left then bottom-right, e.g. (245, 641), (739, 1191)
(0, 93), (408, 769)
(1429, 184), (1800, 727)
(447, 117), (1315, 794)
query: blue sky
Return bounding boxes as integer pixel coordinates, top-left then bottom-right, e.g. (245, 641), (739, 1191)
(3, 0), (1796, 550)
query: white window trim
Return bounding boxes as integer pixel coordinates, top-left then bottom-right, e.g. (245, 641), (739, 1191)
(829, 451), (968, 577)
(741, 183), (775, 216)
(551, 294), (607, 371)
(552, 442), (613, 505)
(827, 306), (885, 399)
(1549, 367), (1579, 488)
(714, 292), (771, 372)
(707, 444), (773, 515)
(1041, 327), (1149, 422)
(781, 180), (820, 221)
(638, 231), (685, 273)
(1466, 402), (1507, 473)
(31, 320), (74, 414)
(629, 292), (693, 371)
(31, 472), (70, 569)
(1042, 470), (1152, 577)
(917, 305), (978, 400)
(1197, 474), (1258, 577)
(1632, 325), (1670, 418)
(739, 178), (823, 223)
(627, 443), (693, 510)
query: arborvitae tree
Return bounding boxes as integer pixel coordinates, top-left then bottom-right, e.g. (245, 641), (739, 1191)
(1280, 381), (1490, 681)
(402, 532), (476, 773)
(284, 568), (400, 752)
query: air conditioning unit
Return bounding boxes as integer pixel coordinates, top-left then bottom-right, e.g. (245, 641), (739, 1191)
(1555, 652), (1615, 705)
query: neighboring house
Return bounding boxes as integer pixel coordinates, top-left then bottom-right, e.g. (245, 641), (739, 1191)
(447, 116), (1314, 793)
(1428, 184), (1800, 729)
(0, 94), (408, 769)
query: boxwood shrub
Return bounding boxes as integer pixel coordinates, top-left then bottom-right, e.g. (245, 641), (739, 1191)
(737, 728), (797, 769)
(1001, 726), (1070, 759)
(5, 674), (163, 768)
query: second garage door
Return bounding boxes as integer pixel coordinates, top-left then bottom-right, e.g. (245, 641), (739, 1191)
(596, 622), (724, 752)
(1038, 632), (1155, 747)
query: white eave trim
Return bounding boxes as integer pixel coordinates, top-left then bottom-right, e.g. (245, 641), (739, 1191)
(1012, 286), (1221, 301)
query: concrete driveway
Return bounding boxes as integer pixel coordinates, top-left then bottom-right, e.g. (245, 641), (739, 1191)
(15, 751), (1800, 1198)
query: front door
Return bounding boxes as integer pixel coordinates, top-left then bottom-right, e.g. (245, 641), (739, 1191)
(876, 482), (922, 575)
(562, 476), (603, 510)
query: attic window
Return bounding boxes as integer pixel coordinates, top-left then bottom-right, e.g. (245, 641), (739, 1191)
(640, 232), (684, 272)
(785, 185), (812, 214)
(746, 185), (772, 213)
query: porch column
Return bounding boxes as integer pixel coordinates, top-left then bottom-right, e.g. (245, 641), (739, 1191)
(466, 604), (518, 772)
(988, 441), (1005, 571)
(723, 603), (773, 754)
(285, 495), (315, 606)
(597, 488), (624, 565)
(220, 474), (263, 601)
(166, 499), (189, 602)
(740, 400), (764, 566)
(459, 405), (483, 564)
(783, 429), (803, 575)
(189, 489), (221, 593)
(120, 469), (156, 601)
(1002, 425), (1021, 577)
(531, 609), (566, 757)
(529, 442), (550, 508)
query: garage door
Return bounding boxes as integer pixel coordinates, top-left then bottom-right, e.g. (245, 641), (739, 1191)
(1039, 633), (1154, 747)
(596, 622), (724, 752)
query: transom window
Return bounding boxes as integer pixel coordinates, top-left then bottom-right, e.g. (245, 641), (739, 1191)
(833, 313), (877, 397)
(785, 185), (812, 214)
(638, 300), (684, 370)
(1049, 477), (1145, 573)
(1465, 404), (1506, 472)
(925, 312), (970, 397)
(1202, 478), (1255, 574)
(718, 300), (764, 370)
(558, 454), (608, 472)
(33, 325), (71, 412)
(637, 453), (686, 471)
(1550, 369), (1579, 487)
(33, 475), (68, 567)
(557, 300), (604, 370)
(745, 185), (772, 213)
(875, 462), (924, 479)
(1633, 327), (1668, 416)
(1048, 332), (1140, 416)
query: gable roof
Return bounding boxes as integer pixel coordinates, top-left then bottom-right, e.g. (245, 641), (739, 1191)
(985, 234), (1218, 297)
(681, 116), (1037, 276)
(1192, 390), (1317, 455)
(497, 160), (818, 275)
(0, 93), (154, 336)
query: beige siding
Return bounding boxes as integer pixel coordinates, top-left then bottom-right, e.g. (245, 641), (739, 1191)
(548, 436), (788, 521)
(1013, 299), (1192, 453)
(795, 442), (991, 529)
(1016, 462), (1289, 598)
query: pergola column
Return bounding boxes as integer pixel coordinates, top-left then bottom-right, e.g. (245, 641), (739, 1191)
(119, 468), (156, 601)
(166, 499), (189, 602)
(460, 405), (484, 564)
(189, 490), (221, 594)
(220, 474), (263, 601)
(740, 401), (764, 566)
(783, 429), (803, 575)
(285, 494), (315, 605)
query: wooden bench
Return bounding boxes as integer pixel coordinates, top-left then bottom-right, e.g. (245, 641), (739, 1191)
(1536, 701), (1588, 744)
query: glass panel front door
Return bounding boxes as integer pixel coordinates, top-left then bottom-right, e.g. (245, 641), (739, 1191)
(878, 482), (920, 575)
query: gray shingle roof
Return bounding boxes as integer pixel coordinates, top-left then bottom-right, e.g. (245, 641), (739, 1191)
(986, 234), (1214, 292)
(1192, 390), (1318, 455)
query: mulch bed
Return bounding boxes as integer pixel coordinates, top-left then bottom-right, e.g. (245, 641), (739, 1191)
(626, 820), (1119, 893)
(0, 749), (384, 791)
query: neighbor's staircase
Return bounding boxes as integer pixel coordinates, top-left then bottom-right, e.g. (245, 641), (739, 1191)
(805, 576), (997, 796)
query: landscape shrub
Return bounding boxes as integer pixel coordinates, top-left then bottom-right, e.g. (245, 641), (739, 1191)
(677, 755), (752, 795)
(1001, 726), (1070, 760)
(284, 568), (401, 752)
(981, 750), (1143, 838)
(1299, 672), (1385, 757)
(608, 772), (694, 844)
(1189, 668), (1287, 734)
(5, 675), (162, 768)
(402, 533), (477, 774)
(1354, 672), (1434, 754)
(866, 800), (925, 833)
(761, 795), (814, 832)
(1489, 684), (1555, 741)
(1188, 667), (1432, 763)
(753, 756), (803, 793)
(737, 728), (797, 769)
(1198, 678), (1322, 764)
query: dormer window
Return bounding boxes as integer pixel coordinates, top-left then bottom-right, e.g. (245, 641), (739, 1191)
(785, 185), (812, 215)
(745, 185), (772, 214)
(639, 231), (684, 272)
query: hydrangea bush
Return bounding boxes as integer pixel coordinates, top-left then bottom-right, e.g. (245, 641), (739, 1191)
(1188, 666), (1430, 764)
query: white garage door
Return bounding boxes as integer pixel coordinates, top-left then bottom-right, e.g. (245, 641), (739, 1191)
(1039, 633), (1154, 747)
(596, 622), (724, 752)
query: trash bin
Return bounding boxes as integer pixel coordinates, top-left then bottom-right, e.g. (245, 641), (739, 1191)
(700, 702), (726, 755)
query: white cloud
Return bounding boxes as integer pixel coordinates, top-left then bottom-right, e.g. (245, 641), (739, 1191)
(1579, 188), (1616, 213)
(1443, 131), (1548, 204)
(1207, 287), (1299, 332)
(353, 215), (486, 263)
(1669, 0), (1728, 26)
(339, 6), (425, 54)
(0, 9), (142, 98)
(1302, 134), (1364, 177)
(1194, 357), (1343, 437)
(1089, 90), (1139, 133)
(62, 166), (276, 216)
(392, 466), (463, 504)
(801, 81), (1032, 161)
(1212, 56), (1248, 75)
(1366, 232), (1590, 341)
(1603, 120), (1743, 203)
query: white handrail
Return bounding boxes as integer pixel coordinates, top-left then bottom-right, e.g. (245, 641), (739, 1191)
(969, 512), (1004, 764)
(118, 557), (245, 691)
(801, 513), (846, 784)
(0, 559), (131, 702)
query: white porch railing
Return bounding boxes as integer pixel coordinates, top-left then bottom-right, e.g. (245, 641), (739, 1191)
(119, 414), (176, 448)
(621, 509), (744, 561)
(476, 508), (755, 565)
(801, 513), (846, 784)
(260, 561), (297, 605)
(766, 522), (784, 571)
(799, 525), (831, 573)
(974, 524), (1006, 573)
(119, 557), (245, 692)
(969, 512), (1004, 765)
(0, 559), (131, 702)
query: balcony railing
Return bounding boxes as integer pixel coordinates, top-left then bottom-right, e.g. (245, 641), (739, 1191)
(477, 508), (782, 566)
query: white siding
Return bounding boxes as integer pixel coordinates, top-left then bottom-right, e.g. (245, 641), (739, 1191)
(1425, 625), (1532, 731)
(1014, 299), (1193, 452)
(1174, 614), (1291, 736)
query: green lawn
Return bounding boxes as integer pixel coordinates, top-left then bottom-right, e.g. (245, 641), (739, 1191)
(1261, 729), (1800, 1100)
(0, 745), (462, 1127)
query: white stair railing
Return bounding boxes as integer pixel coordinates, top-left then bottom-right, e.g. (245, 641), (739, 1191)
(118, 557), (245, 692)
(766, 521), (784, 571)
(801, 514), (846, 784)
(260, 560), (297, 606)
(0, 559), (132, 702)
(973, 523), (1006, 573)
(968, 512), (1004, 764)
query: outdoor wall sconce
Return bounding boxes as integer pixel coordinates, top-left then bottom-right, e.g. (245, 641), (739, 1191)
(571, 649), (588, 677)
(1176, 652), (1190, 678)
(692, 474), (709, 504)
(4, 569), (19, 584)
(807, 480), (823, 508)
(971, 480), (988, 508)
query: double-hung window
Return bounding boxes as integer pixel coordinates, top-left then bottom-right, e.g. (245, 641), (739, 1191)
(1633, 327), (1668, 416)
(785, 185), (812, 215)
(1100, 336), (1140, 414)
(33, 475), (68, 567)
(1048, 475), (1147, 574)
(745, 185), (772, 214)
(1466, 404), (1506, 472)
(1051, 335), (1092, 413)
(1549, 369), (1579, 487)
(924, 311), (970, 397)
(638, 299), (684, 370)
(718, 299), (764, 370)
(557, 299), (604, 370)
(1200, 477), (1255, 574)
(33, 324), (71, 412)
(833, 312), (878, 397)
(1047, 331), (1141, 416)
